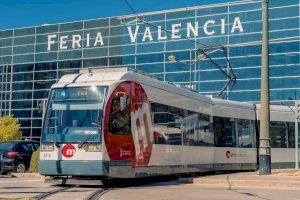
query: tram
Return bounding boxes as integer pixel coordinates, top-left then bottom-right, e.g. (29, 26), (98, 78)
(39, 67), (296, 184)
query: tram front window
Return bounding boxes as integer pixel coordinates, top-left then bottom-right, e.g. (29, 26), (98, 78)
(44, 86), (107, 136)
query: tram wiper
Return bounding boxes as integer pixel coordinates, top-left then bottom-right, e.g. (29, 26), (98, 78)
(78, 122), (101, 149)
(78, 109), (102, 149)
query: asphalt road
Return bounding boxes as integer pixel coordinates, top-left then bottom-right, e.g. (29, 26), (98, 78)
(0, 175), (300, 200)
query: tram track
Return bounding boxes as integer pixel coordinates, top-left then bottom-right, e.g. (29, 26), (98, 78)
(28, 186), (110, 200)
(29, 186), (75, 200)
(85, 188), (110, 200)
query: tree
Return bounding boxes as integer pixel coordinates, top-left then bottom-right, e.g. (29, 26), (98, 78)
(0, 116), (22, 142)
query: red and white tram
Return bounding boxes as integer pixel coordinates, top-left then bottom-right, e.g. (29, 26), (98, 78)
(39, 68), (296, 184)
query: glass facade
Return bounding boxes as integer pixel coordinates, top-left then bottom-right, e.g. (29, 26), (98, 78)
(0, 0), (299, 139)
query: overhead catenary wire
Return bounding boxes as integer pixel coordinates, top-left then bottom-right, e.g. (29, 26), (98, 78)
(227, 80), (236, 98)
(137, 0), (211, 12)
(123, 0), (209, 47)
(136, 0), (170, 12)
(123, 1), (299, 71)
(123, 0), (237, 98)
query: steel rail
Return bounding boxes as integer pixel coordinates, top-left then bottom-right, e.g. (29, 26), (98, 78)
(30, 186), (74, 200)
(85, 188), (110, 200)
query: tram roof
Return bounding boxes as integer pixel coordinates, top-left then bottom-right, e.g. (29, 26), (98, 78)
(54, 67), (214, 104)
(54, 67), (294, 118)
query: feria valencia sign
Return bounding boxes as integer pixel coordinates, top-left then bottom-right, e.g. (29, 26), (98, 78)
(47, 17), (243, 51)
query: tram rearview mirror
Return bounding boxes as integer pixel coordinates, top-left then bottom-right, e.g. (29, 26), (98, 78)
(37, 100), (44, 114)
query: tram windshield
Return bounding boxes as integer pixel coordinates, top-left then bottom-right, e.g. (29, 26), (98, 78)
(43, 86), (107, 142)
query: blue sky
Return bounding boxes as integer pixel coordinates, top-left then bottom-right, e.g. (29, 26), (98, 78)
(0, 0), (232, 30)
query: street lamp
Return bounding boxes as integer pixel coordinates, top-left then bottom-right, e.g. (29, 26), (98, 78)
(168, 50), (206, 89)
(168, 54), (206, 64)
(169, 47), (236, 98)
(167, 55), (177, 62)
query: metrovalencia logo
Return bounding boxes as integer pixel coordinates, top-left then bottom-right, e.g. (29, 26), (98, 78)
(62, 144), (76, 158)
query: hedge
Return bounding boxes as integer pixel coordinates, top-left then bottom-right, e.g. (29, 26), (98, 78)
(29, 150), (40, 173)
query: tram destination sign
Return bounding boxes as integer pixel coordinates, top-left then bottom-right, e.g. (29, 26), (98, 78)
(47, 17), (244, 51)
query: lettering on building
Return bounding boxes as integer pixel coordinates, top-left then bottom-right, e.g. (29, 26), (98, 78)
(47, 17), (243, 51)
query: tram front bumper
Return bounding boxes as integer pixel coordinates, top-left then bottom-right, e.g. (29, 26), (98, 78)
(39, 160), (109, 177)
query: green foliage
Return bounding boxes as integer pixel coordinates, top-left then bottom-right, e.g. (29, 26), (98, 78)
(0, 116), (22, 142)
(29, 150), (40, 173)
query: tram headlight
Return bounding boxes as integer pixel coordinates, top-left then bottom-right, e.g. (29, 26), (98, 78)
(85, 143), (101, 152)
(41, 144), (54, 152)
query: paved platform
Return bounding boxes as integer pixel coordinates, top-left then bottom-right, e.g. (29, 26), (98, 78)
(1, 170), (300, 200)
(193, 169), (300, 189)
(11, 172), (44, 178)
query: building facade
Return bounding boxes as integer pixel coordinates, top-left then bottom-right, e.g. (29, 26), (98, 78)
(0, 0), (299, 139)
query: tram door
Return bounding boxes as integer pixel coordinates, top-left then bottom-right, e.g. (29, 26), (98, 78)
(104, 81), (154, 167)
(104, 82), (134, 163)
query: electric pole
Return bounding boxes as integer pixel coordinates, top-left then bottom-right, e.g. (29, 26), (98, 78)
(295, 101), (299, 169)
(259, 0), (271, 175)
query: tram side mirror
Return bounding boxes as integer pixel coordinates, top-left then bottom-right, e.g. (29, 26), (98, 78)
(120, 96), (126, 111)
(37, 100), (44, 114)
(37, 100), (47, 118)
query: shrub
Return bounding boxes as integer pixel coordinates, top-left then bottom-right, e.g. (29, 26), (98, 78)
(29, 150), (40, 173)
(0, 116), (22, 142)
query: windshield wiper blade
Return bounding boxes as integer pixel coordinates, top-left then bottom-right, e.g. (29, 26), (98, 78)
(78, 109), (102, 149)
(78, 122), (101, 149)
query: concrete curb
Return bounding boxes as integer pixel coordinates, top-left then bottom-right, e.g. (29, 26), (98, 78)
(11, 173), (44, 179)
(193, 176), (300, 188)
(194, 179), (300, 188)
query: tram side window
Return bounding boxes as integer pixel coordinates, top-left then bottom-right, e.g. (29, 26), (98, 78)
(151, 102), (214, 146)
(214, 116), (236, 147)
(153, 113), (169, 124)
(268, 122), (299, 148)
(151, 103), (169, 144)
(237, 119), (253, 148)
(182, 111), (213, 146)
(288, 122), (295, 148)
(108, 96), (131, 135)
(168, 106), (183, 145)
(270, 122), (287, 148)
(151, 103), (183, 145)
(151, 103), (168, 113)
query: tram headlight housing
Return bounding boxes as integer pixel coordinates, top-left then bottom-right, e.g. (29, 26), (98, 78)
(85, 143), (101, 152)
(41, 144), (54, 152)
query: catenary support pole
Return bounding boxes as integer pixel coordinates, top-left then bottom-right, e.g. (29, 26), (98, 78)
(259, 0), (271, 175)
(189, 49), (192, 89)
(295, 101), (299, 169)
